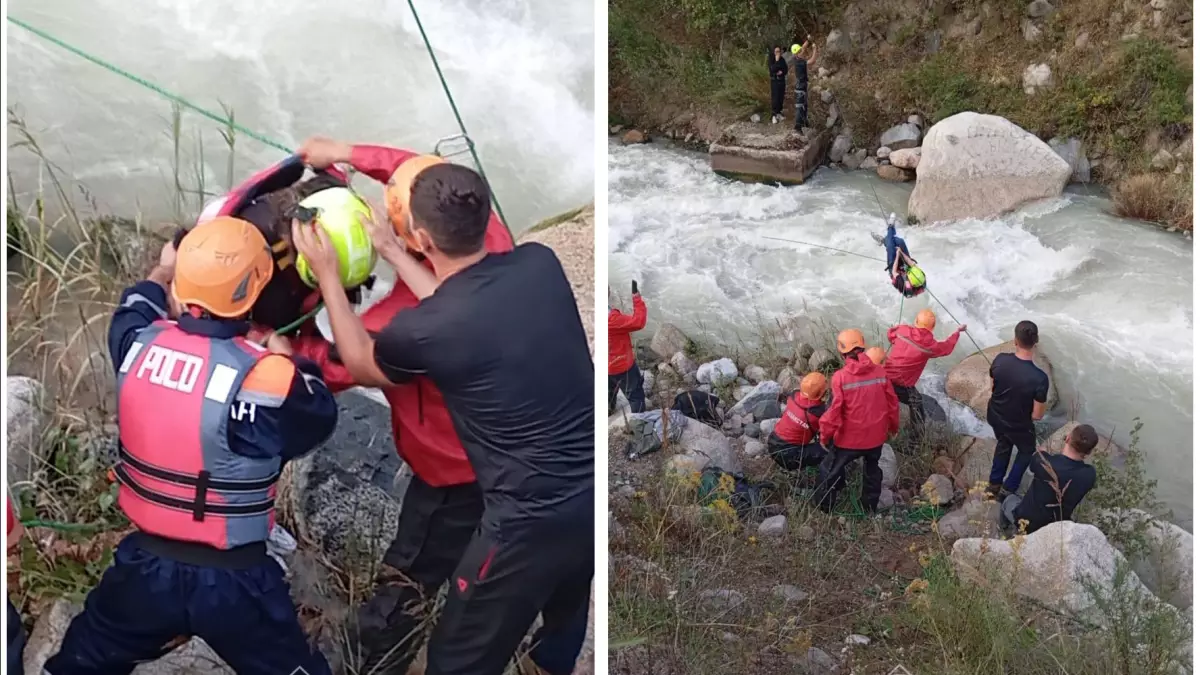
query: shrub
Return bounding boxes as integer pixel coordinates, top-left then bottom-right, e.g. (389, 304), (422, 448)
(1112, 173), (1193, 231)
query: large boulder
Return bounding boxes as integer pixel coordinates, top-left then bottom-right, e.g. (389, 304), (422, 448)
(24, 600), (233, 674)
(888, 147), (922, 169)
(877, 164), (915, 182)
(1098, 509), (1193, 612)
(951, 521), (1182, 625)
(665, 421), (741, 475)
(879, 123), (922, 150)
(6, 376), (47, 485)
(651, 323), (691, 360)
(696, 358), (739, 386)
(944, 341), (1057, 419)
(728, 381), (782, 420)
(908, 112), (1071, 223)
(1048, 136), (1091, 183)
(278, 392), (407, 570)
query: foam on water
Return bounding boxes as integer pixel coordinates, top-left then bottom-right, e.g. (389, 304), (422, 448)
(7, 0), (594, 229)
(610, 141), (1193, 527)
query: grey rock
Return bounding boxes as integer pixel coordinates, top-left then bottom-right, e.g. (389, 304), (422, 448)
(876, 146), (892, 159)
(937, 497), (1002, 538)
(730, 381), (783, 421)
(1075, 31), (1091, 49)
(860, 157), (879, 170)
(1049, 137), (1092, 183)
(744, 365), (768, 384)
(923, 474), (955, 505)
(808, 348), (840, 372)
(796, 524), (816, 541)
(642, 370), (656, 395)
(751, 114), (762, 123)
(821, 89), (834, 104)
(818, 66), (831, 79)
(760, 418), (780, 437)
(278, 391), (406, 570)
(671, 351), (699, 377)
(830, 134), (853, 162)
(651, 324), (691, 359)
(826, 29), (852, 55)
(880, 444), (899, 488)
(924, 29), (942, 54)
(794, 646), (839, 674)
(743, 424), (761, 439)
(665, 422), (741, 475)
(696, 358), (738, 386)
(843, 148), (868, 170)
(879, 123), (922, 150)
(758, 514), (788, 537)
(1023, 63), (1054, 94)
(1150, 0), (1168, 8)
(776, 367), (798, 391)
(617, 485), (637, 499)
(1151, 148), (1177, 170)
(793, 342), (816, 361)
(774, 584), (809, 603)
(826, 102), (841, 128)
(700, 588), (747, 612)
(6, 376), (47, 485)
(878, 487), (897, 510)
(743, 438), (766, 457)
(845, 634), (871, 646)
(908, 114), (924, 128)
(1028, 0), (1055, 17)
(1022, 18), (1044, 42)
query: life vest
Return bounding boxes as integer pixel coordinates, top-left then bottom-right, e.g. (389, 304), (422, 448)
(114, 321), (283, 550)
(774, 393), (825, 445)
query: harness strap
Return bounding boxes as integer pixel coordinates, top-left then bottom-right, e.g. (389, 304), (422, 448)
(113, 464), (275, 518)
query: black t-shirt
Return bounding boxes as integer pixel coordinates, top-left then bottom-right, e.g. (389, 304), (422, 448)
(986, 352), (1049, 433)
(1014, 451), (1096, 534)
(374, 243), (594, 537)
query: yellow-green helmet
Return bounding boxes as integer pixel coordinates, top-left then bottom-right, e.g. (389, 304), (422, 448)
(790, 43), (802, 55)
(907, 265), (926, 287)
(294, 187), (378, 289)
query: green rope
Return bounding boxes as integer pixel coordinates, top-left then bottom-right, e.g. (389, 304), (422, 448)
(404, 0), (513, 237)
(12, 13), (514, 238)
(276, 302), (325, 337)
(20, 519), (104, 533)
(8, 16), (293, 154)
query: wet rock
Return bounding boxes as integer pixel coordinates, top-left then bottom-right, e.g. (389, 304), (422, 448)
(879, 123), (922, 150)
(6, 376), (47, 485)
(651, 323), (691, 359)
(909, 113), (1070, 223)
(1048, 137), (1091, 183)
(888, 147), (922, 169)
(622, 130), (649, 144)
(1023, 63), (1054, 94)
(922, 474), (955, 505)
(843, 148), (868, 170)
(278, 392), (406, 569)
(696, 358), (738, 386)
(830, 134), (853, 162)
(758, 515), (788, 537)
(774, 584), (810, 603)
(860, 157), (879, 170)
(877, 164), (915, 182)
(945, 339), (1057, 417)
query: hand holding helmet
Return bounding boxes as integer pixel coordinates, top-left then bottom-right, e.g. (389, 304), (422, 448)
(291, 187), (379, 289)
(291, 220), (342, 288)
(298, 136), (353, 170)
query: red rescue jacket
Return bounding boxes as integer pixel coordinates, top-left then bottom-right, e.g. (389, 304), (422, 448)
(608, 295), (647, 375)
(115, 322), (291, 549)
(292, 145), (514, 488)
(774, 393), (826, 445)
(819, 353), (900, 450)
(885, 324), (960, 387)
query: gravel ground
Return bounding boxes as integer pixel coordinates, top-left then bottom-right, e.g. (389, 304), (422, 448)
(519, 205), (596, 355)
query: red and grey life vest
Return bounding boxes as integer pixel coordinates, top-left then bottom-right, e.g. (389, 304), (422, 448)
(114, 321), (283, 550)
(774, 394), (825, 445)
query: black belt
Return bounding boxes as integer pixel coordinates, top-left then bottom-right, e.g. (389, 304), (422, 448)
(130, 532), (270, 569)
(119, 448), (278, 492)
(114, 463), (274, 522)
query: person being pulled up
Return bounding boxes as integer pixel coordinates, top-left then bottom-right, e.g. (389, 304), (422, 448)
(768, 46), (789, 124)
(878, 213), (926, 298)
(766, 372), (828, 473)
(999, 424), (1098, 535)
(609, 279), (648, 414)
(811, 329), (900, 514)
(46, 217), (338, 675)
(290, 160), (593, 675)
(885, 308), (965, 429)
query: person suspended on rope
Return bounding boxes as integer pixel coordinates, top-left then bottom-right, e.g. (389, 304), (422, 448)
(7, 488), (26, 675)
(609, 280), (648, 414)
(46, 218), (338, 675)
(885, 309), (965, 429)
(289, 161), (593, 675)
(876, 213), (926, 297)
(811, 329), (900, 515)
(768, 46), (789, 124)
(790, 36), (818, 133)
(767, 372), (829, 473)
(180, 155), (372, 333)
(281, 138), (589, 675)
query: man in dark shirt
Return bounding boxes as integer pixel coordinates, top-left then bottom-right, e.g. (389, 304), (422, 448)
(291, 162), (593, 675)
(999, 424), (1099, 535)
(986, 320), (1050, 497)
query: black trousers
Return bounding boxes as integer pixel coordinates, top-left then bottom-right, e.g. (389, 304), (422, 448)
(608, 363), (646, 414)
(765, 432), (826, 472)
(793, 79), (809, 130)
(770, 79), (786, 117)
(893, 383), (926, 427)
(811, 446), (884, 513)
(424, 499), (595, 675)
(8, 598), (24, 675)
(356, 478), (486, 675)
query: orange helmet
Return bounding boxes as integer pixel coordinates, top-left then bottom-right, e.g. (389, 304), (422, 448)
(915, 308), (937, 331)
(385, 154), (447, 250)
(172, 216), (273, 318)
(799, 372), (827, 400)
(836, 328), (866, 354)
(866, 346), (887, 365)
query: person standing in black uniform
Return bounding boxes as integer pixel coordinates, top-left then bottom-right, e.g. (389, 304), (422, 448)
(768, 46), (789, 124)
(293, 162), (593, 675)
(790, 36), (819, 132)
(986, 320), (1051, 498)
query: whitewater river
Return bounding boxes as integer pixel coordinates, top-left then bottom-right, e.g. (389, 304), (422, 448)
(7, 0), (594, 231)
(609, 140), (1194, 529)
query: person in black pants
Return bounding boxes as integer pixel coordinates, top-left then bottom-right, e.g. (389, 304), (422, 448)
(987, 320), (1050, 498)
(296, 161), (593, 675)
(8, 493), (25, 675)
(790, 36), (818, 132)
(999, 424), (1098, 535)
(768, 46), (788, 124)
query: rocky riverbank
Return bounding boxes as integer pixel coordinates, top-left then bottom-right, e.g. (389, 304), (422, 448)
(6, 205), (596, 675)
(610, 0), (1192, 230)
(609, 321), (1190, 674)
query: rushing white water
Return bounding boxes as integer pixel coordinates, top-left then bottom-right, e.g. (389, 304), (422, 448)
(610, 141), (1194, 528)
(7, 0), (594, 231)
